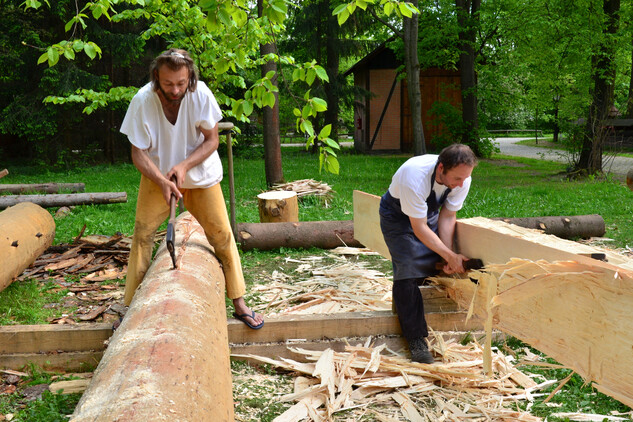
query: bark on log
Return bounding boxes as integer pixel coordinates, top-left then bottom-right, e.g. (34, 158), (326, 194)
(0, 183), (85, 194)
(0, 192), (126, 210)
(0, 202), (55, 292)
(491, 214), (605, 238)
(70, 213), (234, 422)
(237, 220), (362, 251)
(257, 191), (298, 222)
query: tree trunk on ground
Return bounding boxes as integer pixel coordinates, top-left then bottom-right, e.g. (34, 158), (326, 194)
(456, 0), (481, 154)
(0, 183), (85, 194)
(259, 0), (284, 187)
(403, 0), (425, 156)
(578, 0), (620, 174)
(0, 202), (55, 292)
(0, 192), (127, 209)
(237, 220), (361, 251)
(491, 214), (605, 239)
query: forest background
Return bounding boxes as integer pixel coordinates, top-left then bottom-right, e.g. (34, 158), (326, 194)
(1, 0), (632, 179)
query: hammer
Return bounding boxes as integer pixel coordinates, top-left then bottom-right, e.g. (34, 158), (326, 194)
(165, 176), (178, 269)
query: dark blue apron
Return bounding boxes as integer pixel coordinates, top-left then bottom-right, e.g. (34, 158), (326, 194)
(379, 163), (451, 281)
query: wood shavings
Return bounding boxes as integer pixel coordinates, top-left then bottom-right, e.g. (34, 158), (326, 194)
(271, 179), (334, 200)
(235, 333), (548, 421)
(252, 258), (393, 315)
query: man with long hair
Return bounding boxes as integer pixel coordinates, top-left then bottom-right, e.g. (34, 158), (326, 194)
(120, 48), (264, 329)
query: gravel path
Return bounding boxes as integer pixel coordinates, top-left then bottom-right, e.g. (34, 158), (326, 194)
(494, 137), (633, 178)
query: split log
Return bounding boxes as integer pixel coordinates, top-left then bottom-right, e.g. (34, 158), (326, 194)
(0, 169), (8, 179)
(70, 213), (234, 422)
(491, 214), (604, 238)
(0, 202), (55, 292)
(236, 220), (362, 251)
(0, 192), (127, 210)
(257, 190), (298, 222)
(0, 183), (85, 194)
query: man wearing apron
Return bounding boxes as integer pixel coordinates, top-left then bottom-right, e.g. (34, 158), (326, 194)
(380, 143), (477, 363)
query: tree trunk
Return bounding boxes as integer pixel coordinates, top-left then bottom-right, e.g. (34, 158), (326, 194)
(0, 192), (127, 209)
(237, 220), (362, 251)
(626, 33), (633, 118)
(456, 0), (481, 154)
(403, 0), (425, 155)
(257, 191), (299, 223)
(259, 0), (284, 186)
(578, 0), (620, 174)
(0, 183), (85, 194)
(71, 213), (234, 421)
(324, 5), (340, 144)
(0, 203), (55, 292)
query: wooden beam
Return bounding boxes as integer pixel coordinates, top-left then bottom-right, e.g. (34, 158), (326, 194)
(0, 202), (55, 292)
(71, 213), (234, 422)
(353, 190), (390, 258)
(0, 323), (111, 354)
(0, 351), (102, 373)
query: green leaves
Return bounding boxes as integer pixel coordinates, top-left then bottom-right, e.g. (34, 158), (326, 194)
(333, 0), (419, 24)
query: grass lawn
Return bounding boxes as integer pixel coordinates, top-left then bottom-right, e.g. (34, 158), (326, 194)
(1, 145), (633, 420)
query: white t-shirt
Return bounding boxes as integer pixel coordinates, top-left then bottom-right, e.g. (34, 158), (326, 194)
(388, 154), (471, 219)
(120, 81), (223, 189)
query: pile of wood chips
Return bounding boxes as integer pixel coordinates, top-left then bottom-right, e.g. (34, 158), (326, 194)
(17, 230), (135, 324)
(252, 250), (392, 315)
(271, 179), (334, 202)
(245, 249), (563, 421)
(236, 333), (553, 421)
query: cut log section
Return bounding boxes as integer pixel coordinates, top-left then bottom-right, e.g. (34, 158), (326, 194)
(0, 169), (8, 179)
(257, 190), (298, 222)
(237, 220), (362, 251)
(70, 213), (234, 422)
(0, 183), (85, 194)
(0, 202), (55, 292)
(0, 192), (127, 210)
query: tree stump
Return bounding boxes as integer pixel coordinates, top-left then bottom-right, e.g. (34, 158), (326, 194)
(257, 191), (298, 223)
(627, 167), (633, 191)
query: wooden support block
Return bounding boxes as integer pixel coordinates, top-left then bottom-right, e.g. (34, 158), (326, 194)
(0, 202), (55, 292)
(70, 213), (234, 422)
(0, 323), (112, 354)
(0, 351), (102, 373)
(258, 191), (298, 222)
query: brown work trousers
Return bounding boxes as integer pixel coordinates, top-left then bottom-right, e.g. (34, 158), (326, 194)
(124, 175), (245, 306)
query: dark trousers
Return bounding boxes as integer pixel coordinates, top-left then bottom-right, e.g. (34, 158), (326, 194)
(393, 278), (428, 342)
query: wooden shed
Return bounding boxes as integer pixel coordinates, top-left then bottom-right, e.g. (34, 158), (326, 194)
(345, 43), (462, 152)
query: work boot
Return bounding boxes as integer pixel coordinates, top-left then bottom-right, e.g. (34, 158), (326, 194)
(409, 337), (434, 364)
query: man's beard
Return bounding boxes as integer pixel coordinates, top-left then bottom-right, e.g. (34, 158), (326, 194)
(159, 85), (187, 103)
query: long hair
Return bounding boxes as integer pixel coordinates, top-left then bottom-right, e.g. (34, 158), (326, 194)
(149, 49), (198, 92)
(438, 144), (478, 171)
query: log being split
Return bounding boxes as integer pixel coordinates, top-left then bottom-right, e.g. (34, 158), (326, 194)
(0, 192), (127, 210)
(71, 213), (234, 422)
(237, 220), (362, 251)
(0, 183), (85, 194)
(0, 202), (55, 292)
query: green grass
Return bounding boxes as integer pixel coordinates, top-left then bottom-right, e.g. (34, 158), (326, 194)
(0, 280), (71, 325)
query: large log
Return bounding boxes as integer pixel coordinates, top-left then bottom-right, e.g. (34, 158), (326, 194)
(0, 183), (85, 194)
(491, 214), (605, 238)
(70, 213), (234, 422)
(0, 202), (55, 292)
(0, 192), (127, 210)
(237, 220), (362, 251)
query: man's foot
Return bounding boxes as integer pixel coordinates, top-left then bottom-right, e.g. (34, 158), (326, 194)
(409, 337), (434, 364)
(232, 297), (264, 330)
